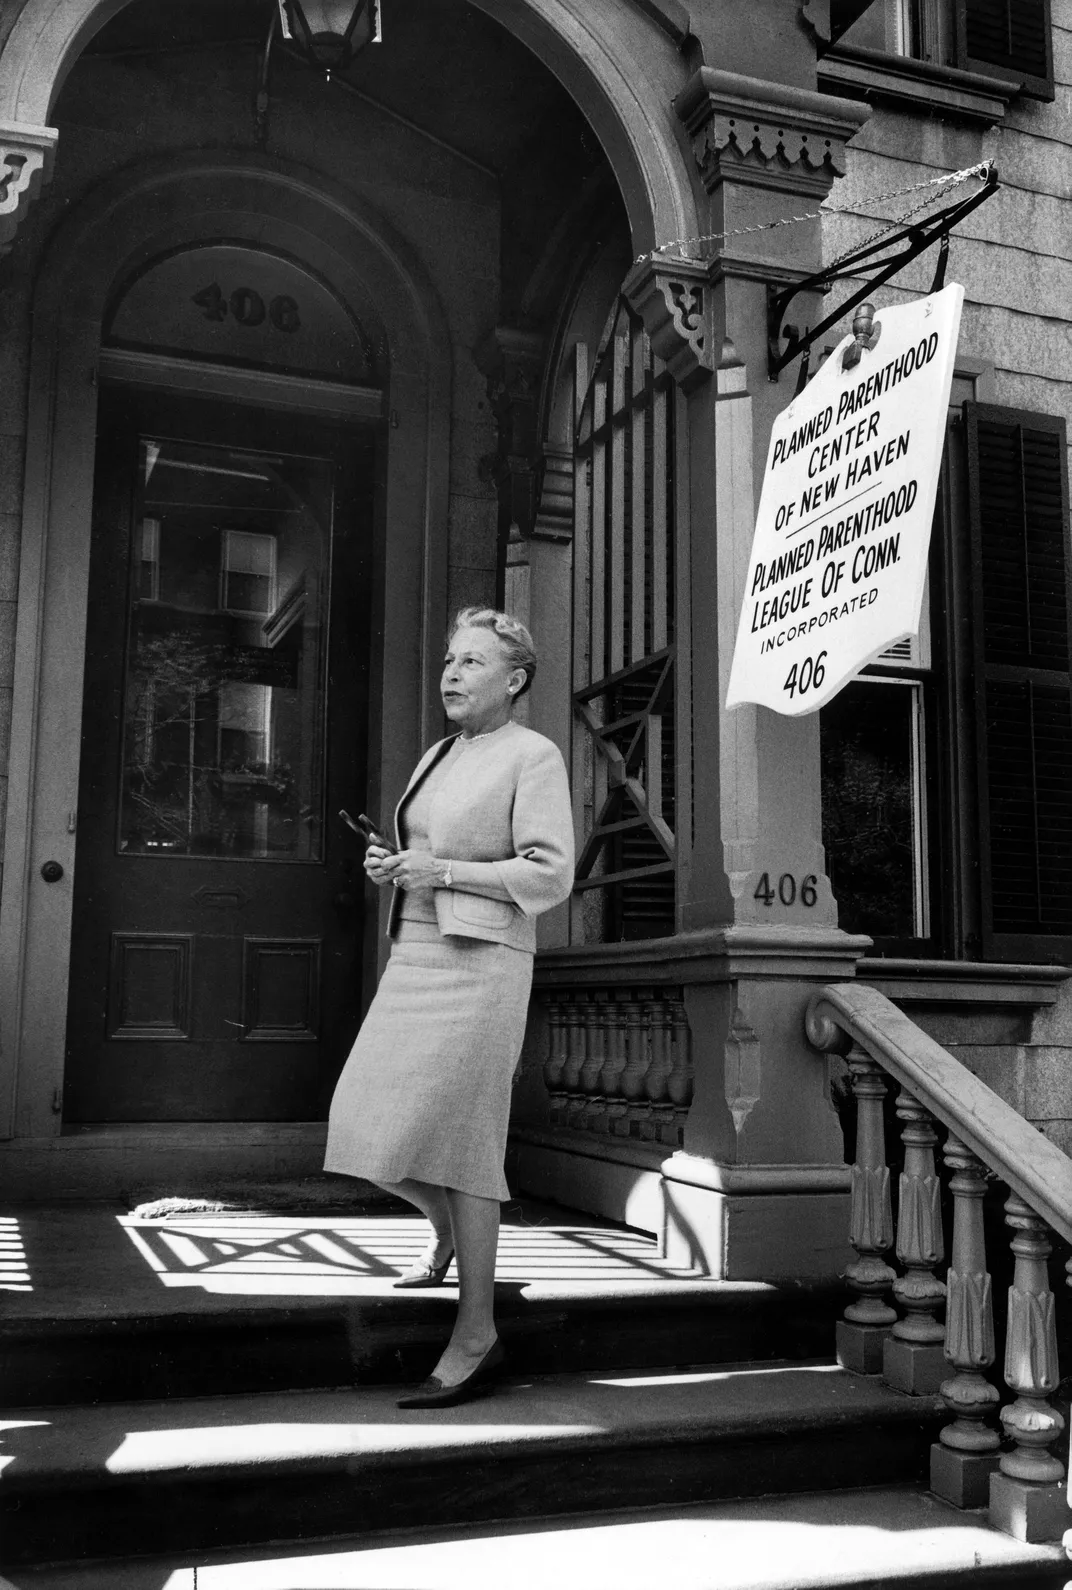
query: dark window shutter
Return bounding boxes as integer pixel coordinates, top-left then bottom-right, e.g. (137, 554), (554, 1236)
(955, 0), (1054, 99)
(967, 403), (1072, 959)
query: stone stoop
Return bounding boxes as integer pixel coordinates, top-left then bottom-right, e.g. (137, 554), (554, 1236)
(0, 1203), (1065, 1587)
(3, 1486), (1068, 1590)
(0, 1204), (843, 1407)
(1, 1277), (845, 1407)
(1, 1366), (946, 1569)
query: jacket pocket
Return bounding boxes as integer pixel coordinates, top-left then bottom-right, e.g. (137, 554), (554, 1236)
(450, 893), (516, 929)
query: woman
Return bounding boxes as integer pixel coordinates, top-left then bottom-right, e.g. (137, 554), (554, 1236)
(324, 607), (574, 1407)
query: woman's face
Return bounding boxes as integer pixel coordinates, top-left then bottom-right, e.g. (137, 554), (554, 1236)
(441, 624), (526, 734)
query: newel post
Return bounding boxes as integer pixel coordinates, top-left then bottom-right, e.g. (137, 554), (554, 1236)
(930, 1133), (1000, 1508)
(989, 1195), (1071, 1543)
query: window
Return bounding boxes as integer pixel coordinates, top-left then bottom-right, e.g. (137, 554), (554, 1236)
(838, 0), (1054, 98)
(119, 436), (333, 861)
(221, 528), (277, 616)
(821, 666), (932, 945)
(821, 400), (1072, 962)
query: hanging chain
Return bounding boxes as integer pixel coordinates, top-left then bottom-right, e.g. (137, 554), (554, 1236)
(636, 160), (993, 265)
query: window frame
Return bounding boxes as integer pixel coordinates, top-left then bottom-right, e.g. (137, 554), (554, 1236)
(953, 0), (1055, 100)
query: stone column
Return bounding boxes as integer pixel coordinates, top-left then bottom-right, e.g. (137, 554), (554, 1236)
(622, 75), (873, 1280)
(669, 69), (871, 935)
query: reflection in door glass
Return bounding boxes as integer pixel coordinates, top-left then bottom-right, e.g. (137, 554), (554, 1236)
(119, 437), (333, 861)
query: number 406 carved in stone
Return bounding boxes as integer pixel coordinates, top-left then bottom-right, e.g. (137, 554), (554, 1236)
(754, 872), (818, 908)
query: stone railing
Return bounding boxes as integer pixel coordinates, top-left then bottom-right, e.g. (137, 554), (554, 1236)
(807, 981), (1072, 1547)
(540, 987), (693, 1146)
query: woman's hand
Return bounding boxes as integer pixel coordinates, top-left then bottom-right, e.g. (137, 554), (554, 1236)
(363, 843), (397, 887)
(365, 847), (447, 891)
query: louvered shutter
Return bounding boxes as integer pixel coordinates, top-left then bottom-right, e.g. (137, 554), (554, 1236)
(955, 0), (1054, 100)
(967, 404), (1072, 960)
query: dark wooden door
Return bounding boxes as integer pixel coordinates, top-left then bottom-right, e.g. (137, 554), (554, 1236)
(65, 387), (375, 1121)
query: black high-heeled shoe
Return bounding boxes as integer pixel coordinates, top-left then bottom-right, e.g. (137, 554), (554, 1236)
(396, 1337), (506, 1409)
(392, 1245), (455, 1289)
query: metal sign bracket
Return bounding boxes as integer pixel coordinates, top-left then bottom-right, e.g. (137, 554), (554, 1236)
(767, 163), (999, 384)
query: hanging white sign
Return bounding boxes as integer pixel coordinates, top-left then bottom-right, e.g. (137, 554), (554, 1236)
(726, 283), (964, 716)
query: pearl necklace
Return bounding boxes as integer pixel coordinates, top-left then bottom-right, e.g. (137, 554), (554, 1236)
(459, 721), (512, 744)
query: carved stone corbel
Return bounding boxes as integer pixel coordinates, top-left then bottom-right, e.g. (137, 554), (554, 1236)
(622, 254), (712, 392)
(675, 69), (869, 200)
(0, 123), (57, 254)
(531, 441), (574, 542)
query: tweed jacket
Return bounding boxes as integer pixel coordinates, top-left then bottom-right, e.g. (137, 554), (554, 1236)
(386, 721), (575, 952)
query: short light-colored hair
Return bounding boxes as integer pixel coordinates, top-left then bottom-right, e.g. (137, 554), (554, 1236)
(449, 607), (537, 699)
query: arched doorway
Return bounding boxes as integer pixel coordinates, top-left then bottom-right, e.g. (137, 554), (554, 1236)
(0, 0), (706, 1191)
(64, 240), (389, 1123)
(0, 154), (452, 1152)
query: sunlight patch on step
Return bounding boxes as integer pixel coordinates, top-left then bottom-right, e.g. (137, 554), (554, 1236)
(117, 1213), (701, 1296)
(0, 1217), (32, 1291)
(173, 1494), (1061, 1590)
(0, 1419), (51, 1473)
(588, 1363), (842, 1390)
(103, 1417), (600, 1473)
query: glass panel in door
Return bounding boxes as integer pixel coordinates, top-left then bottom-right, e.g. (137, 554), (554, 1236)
(121, 437), (333, 862)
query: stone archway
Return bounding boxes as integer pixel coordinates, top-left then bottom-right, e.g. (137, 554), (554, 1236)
(0, 0), (711, 1187)
(0, 0), (703, 263)
(0, 152), (452, 1147)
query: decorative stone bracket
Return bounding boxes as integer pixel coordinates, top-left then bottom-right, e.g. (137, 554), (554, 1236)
(675, 68), (869, 198)
(622, 254), (713, 392)
(0, 123), (57, 254)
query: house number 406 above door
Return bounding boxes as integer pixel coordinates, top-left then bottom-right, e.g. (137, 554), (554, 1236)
(191, 284), (301, 332)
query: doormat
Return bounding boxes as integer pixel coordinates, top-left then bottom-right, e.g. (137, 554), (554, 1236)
(128, 1173), (399, 1220)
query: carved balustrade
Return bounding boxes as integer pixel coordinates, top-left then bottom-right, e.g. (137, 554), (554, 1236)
(540, 986), (692, 1146)
(806, 981), (1072, 1545)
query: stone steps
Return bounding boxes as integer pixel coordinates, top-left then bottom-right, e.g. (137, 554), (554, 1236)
(1, 1206), (843, 1405)
(2, 1279), (846, 1405)
(5, 1485), (1067, 1590)
(0, 1363), (946, 1570)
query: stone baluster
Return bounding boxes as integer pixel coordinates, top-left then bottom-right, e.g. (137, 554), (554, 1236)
(837, 1044), (897, 1375)
(579, 999), (608, 1132)
(601, 997), (629, 1137)
(642, 998), (673, 1142)
(884, 1089), (946, 1394)
(563, 998), (587, 1130)
(930, 1134), (1000, 1508)
(666, 997), (693, 1146)
(989, 1194), (1070, 1543)
(542, 996), (569, 1127)
(619, 997), (651, 1138)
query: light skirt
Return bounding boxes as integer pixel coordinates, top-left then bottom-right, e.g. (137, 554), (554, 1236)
(324, 921), (534, 1201)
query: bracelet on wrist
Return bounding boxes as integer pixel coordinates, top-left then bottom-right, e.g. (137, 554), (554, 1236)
(442, 859), (453, 888)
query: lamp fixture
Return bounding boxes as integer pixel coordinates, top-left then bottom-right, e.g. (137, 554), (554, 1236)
(277, 0), (382, 77)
